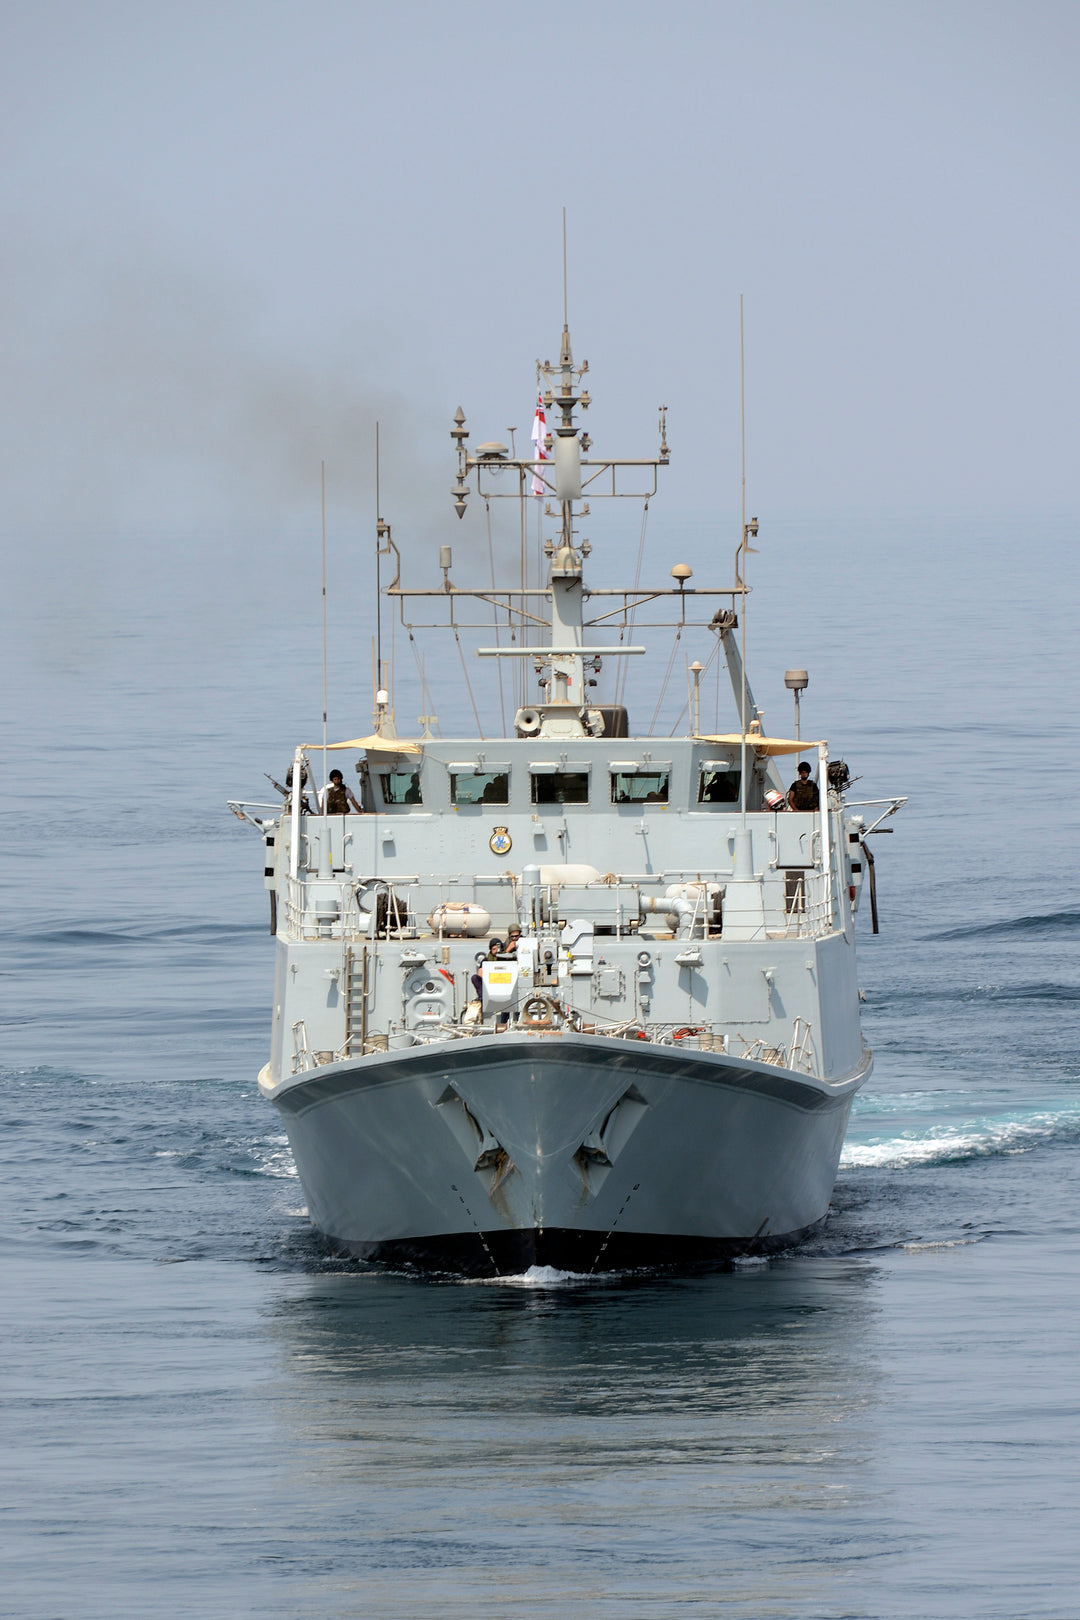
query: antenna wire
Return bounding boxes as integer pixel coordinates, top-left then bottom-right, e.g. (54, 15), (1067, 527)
(321, 460), (328, 795)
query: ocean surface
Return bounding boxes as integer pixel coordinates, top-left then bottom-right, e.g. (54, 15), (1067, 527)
(3, 510), (1079, 1618)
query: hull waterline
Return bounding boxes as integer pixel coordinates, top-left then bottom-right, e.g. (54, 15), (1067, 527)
(261, 1033), (870, 1277)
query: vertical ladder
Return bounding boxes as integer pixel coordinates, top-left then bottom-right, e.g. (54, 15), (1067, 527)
(343, 945), (369, 1056)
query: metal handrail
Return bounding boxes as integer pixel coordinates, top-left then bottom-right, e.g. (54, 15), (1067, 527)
(276, 860), (842, 944)
(291, 1019), (316, 1075)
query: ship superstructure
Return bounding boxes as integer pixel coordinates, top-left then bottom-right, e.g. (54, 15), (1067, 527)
(230, 317), (903, 1274)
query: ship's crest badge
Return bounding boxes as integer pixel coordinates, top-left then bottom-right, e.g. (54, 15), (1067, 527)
(489, 826), (512, 856)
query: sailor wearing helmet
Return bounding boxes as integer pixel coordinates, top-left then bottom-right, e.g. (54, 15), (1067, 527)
(787, 761), (818, 811)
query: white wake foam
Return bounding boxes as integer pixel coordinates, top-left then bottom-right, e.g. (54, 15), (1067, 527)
(902, 1235), (986, 1252)
(248, 1132), (299, 1178)
(841, 1107), (1080, 1169)
(472, 1264), (593, 1288)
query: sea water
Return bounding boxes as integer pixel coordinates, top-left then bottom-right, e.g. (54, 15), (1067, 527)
(2, 511), (1078, 1618)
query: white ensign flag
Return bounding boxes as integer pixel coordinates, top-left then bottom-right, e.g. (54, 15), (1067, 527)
(530, 394), (547, 498)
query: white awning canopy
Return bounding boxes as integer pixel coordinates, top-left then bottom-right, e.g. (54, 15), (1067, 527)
(304, 735), (422, 756)
(694, 734), (825, 757)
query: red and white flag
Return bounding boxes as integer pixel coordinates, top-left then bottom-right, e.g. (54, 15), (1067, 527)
(530, 393), (547, 498)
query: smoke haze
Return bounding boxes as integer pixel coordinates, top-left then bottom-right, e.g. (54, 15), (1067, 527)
(1, 1), (1077, 727)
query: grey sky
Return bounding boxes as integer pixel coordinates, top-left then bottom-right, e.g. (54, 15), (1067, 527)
(2, 0), (1078, 760)
(3, 0), (1076, 534)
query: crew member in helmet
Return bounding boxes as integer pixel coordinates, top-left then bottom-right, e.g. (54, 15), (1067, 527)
(319, 769), (362, 814)
(284, 763), (313, 815)
(788, 760), (818, 811)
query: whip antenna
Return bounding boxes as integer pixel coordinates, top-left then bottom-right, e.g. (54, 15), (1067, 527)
(739, 296), (748, 814)
(375, 422), (383, 725)
(321, 459), (328, 795)
(734, 299), (760, 815)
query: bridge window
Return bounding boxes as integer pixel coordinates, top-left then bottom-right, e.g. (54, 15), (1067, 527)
(698, 765), (740, 803)
(451, 771), (509, 805)
(379, 771), (423, 805)
(611, 770), (669, 804)
(531, 771), (590, 805)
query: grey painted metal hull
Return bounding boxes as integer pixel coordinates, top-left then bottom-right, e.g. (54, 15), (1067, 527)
(263, 1034), (869, 1276)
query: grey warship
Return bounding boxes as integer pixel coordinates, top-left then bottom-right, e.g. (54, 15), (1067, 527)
(230, 316), (903, 1275)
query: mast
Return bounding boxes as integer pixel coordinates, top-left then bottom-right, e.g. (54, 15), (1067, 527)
(437, 312), (705, 740)
(454, 315), (649, 739)
(543, 319), (586, 710)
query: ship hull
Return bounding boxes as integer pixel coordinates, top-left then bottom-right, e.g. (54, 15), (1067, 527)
(314, 1221), (829, 1277)
(261, 1033), (869, 1277)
